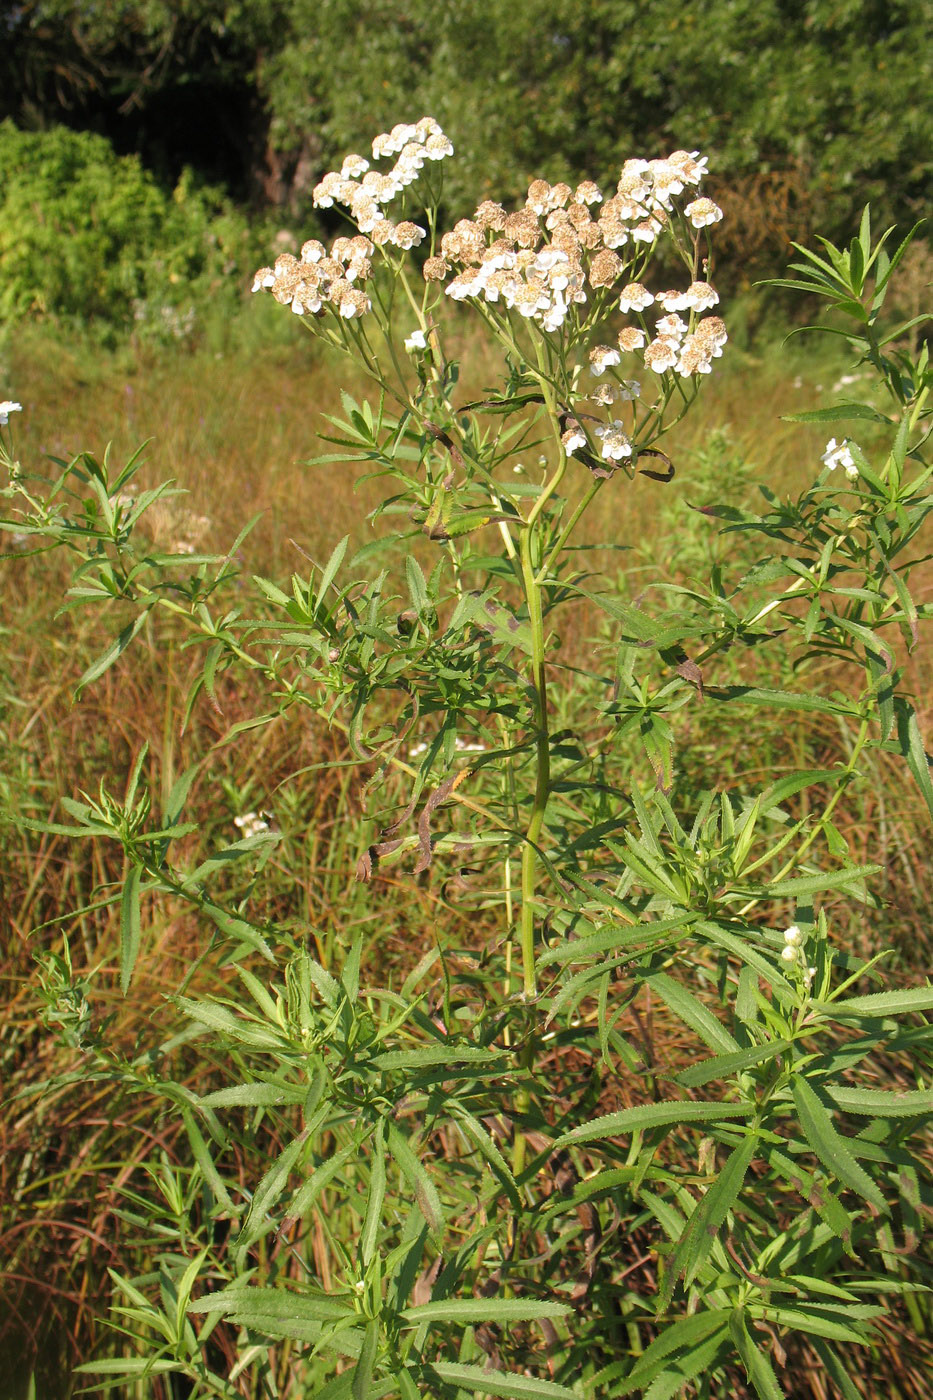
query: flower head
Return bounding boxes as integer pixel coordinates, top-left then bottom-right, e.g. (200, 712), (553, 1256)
(618, 282), (654, 313)
(561, 419), (587, 456)
(685, 197), (723, 229)
(404, 329), (427, 352)
(0, 401), (22, 425)
(589, 345), (621, 375)
(595, 420), (633, 461)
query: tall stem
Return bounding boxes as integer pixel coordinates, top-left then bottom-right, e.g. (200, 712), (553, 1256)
(514, 351), (568, 1000)
(518, 526), (549, 1000)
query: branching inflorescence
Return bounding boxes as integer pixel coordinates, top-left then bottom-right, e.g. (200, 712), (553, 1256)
(252, 118), (727, 473)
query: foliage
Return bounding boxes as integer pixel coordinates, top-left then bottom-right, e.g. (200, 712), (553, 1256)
(3, 1), (931, 268)
(1, 125), (932, 1400)
(0, 120), (259, 337)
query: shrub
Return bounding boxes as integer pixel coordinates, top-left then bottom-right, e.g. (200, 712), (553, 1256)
(0, 121), (257, 338)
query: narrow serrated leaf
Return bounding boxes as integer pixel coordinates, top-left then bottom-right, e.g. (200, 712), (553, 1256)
(791, 1077), (887, 1212)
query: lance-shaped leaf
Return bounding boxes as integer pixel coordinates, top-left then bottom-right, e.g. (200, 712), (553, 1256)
(429, 1363), (578, 1399)
(665, 1134), (759, 1298)
(556, 1099), (753, 1148)
(791, 1076), (888, 1212)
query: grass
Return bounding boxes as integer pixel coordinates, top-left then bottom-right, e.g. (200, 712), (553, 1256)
(2, 316), (932, 1397)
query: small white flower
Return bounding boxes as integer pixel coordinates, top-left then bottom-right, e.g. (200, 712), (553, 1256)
(685, 197), (724, 229)
(341, 153), (370, 179)
(655, 313), (688, 341)
(617, 282), (654, 313)
(780, 944), (799, 963)
(783, 925), (803, 946)
(392, 221), (426, 249)
(561, 420), (587, 456)
(589, 345), (621, 375)
(821, 438), (858, 479)
(656, 288), (691, 312)
(234, 811), (271, 840)
(404, 329), (427, 352)
(595, 420), (633, 461)
(424, 132), (454, 159)
(0, 401), (22, 425)
(683, 280), (719, 311)
(644, 339), (679, 374)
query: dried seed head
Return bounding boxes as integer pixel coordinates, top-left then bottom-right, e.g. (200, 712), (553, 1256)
(526, 178), (552, 213)
(422, 255), (449, 282)
(550, 226), (581, 258)
(369, 219), (396, 245)
(694, 315), (728, 348)
(588, 249), (623, 287)
(474, 199), (507, 230)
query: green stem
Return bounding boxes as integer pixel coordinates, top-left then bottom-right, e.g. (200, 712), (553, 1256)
(518, 527), (549, 1001)
(514, 355), (570, 999)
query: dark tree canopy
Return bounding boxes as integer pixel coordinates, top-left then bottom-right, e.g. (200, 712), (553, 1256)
(2, 0), (931, 266)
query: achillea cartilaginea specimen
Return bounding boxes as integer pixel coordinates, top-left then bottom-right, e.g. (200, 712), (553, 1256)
(252, 122), (728, 454)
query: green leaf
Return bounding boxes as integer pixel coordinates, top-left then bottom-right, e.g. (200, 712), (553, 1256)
(646, 972), (739, 1055)
(759, 1303), (879, 1345)
(198, 1081), (302, 1108)
(405, 555), (428, 613)
(614, 1311), (732, 1396)
(822, 986), (933, 1018)
(782, 404), (889, 425)
(180, 1108), (235, 1214)
(74, 608), (151, 696)
(677, 1040), (793, 1089)
(451, 1107), (521, 1210)
(894, 699), (933, 822)
(317, 534), (349, 601)
(285, 1141), (358, 1227)
(235, 1131), (311, 1250)
(668, 1134), (758, 1294)
(187, 1284), (352, 1322)
(353, 1319), (379, 1400)
(361, 1127), (386, 1267)
(730, 1310), (786, 1400)
(429, 1364), (578, 1399)
(826, 1086), (932, 1118)
(403, 1299), (572, 1326)
(791, 1077), (887, 1212)
(119, 865), (143, 996)
(556, 1099), (753, 1148)
(765, 864), (881, 898)
(371, 1045), (507, 1072)
(808, 1338), (865, 1400)
(387, 1122), (444, 1235)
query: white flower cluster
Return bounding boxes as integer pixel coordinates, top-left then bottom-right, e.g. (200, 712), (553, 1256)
(0, 400), (22, 426)
(821, 437), (859, 479)
(251, 117), (451, 320)
(252, 234), (376, 319)
(234, 811), (272, 840)
(432, 159), (726, 442)
(313, 115), (451, 233)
